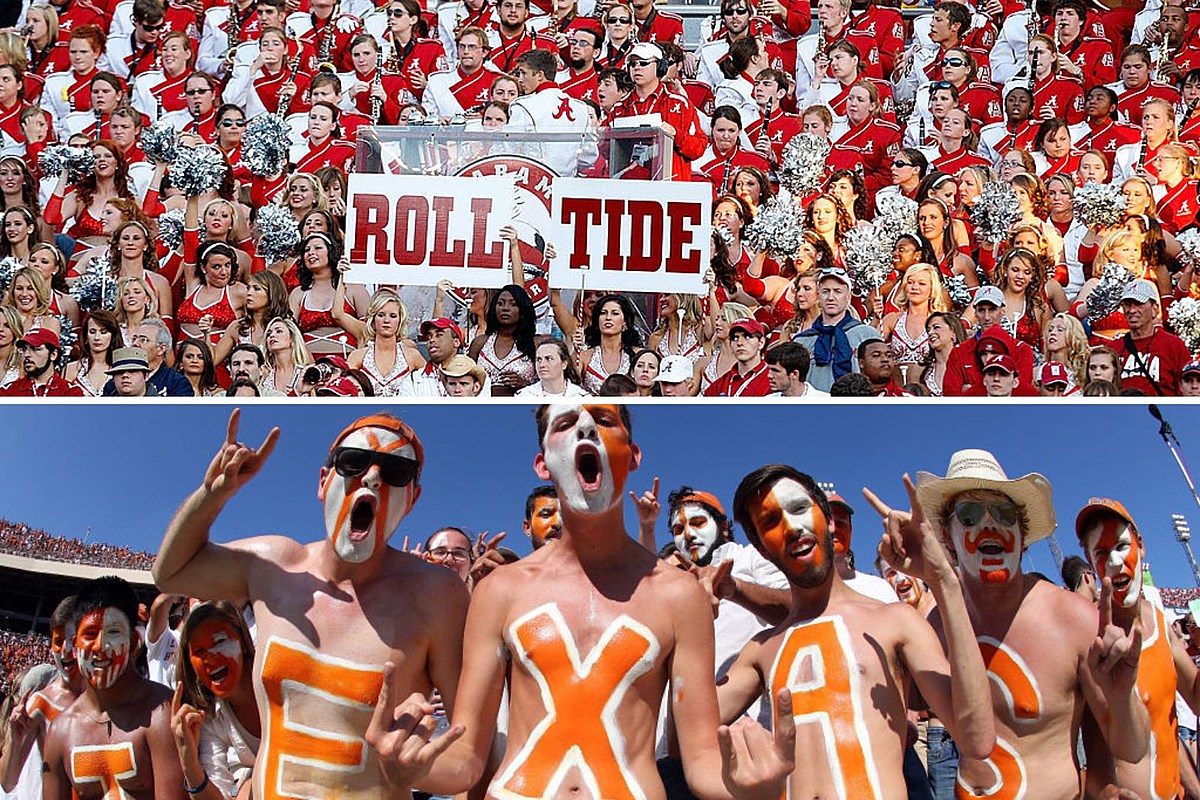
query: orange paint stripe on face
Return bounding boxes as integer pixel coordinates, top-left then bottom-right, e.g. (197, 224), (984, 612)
(499, 606), (658, 800)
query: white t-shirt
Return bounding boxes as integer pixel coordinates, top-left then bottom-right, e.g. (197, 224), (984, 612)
(844, 571), (900, 604)
(146, 626), (179, 689)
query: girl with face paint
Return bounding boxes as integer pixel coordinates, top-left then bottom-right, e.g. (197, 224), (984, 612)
(172, 602), (260, 799)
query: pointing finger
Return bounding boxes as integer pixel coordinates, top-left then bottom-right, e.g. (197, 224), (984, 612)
(861, 486), (892, 519)
(651, 477), (660, 500)
(257, 426), (280, 461)
(486, 531), (507, 549)
(225, 408), (240, 446)
(367, 662), (396, 738)
(903, 475), (924, 523)
(1098, 577), (1113, 634)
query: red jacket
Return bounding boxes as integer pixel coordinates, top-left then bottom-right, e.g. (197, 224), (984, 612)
(943, 326), (1038, 397)
(611, 82), (706, 181)
(0, 374), (83, 397)
(704, 360), (771, 397)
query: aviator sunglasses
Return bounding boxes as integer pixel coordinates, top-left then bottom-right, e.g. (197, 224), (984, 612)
(327, 446), (419, 486)
(954, 500), (1019, 528)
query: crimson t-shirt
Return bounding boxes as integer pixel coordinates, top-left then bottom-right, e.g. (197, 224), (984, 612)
(1113, 330), (1192, 396)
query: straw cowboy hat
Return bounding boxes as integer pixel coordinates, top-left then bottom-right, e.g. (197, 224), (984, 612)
(915, 449), (1056, 546)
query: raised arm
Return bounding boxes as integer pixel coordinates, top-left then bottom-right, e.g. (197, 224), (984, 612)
(152, 410), (280, 601)
(1079, 579), (1149, 764)
(863, 476), (995, 761)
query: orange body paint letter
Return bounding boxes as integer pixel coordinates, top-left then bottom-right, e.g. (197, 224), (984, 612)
(258, 637), (385, 799)
(495, 604), (660, 800)
(26, 690), (67, 724)
(769, 616), (881, 800)
(955, 637), (1040, 800)
(1139, 608), (1181, 800)
(71, 742), (136, 800)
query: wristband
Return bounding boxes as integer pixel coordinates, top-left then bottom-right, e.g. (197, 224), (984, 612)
(184, 772), (209, 795)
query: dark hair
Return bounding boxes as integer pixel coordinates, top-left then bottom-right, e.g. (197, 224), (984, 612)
(584, 293), (643, 353)
(78, 140), (133, 209)
(830, 372), (875, 396)
(196, 240), (240, 284)
(72, 576), (140, 637)
(487, 284), (538, 361)
(175, 601), (255, 713)
(764, 341), (810, 380)
(732, 465), (831, 553)
(1053, 0), (1087, 18)
(856, 337), (887, 360)
(755, 68), (790, 93)
(597, 67), (634, 93)
(534, 334), (581, 385)
(82, 309), (122, 366)
(177, 338), (217, 389)
(597, 373), (638, 396)
(515, 48), (558, 79)
(667, 484), (733, 542)
(1034, 117), (1072, 152)
(934, 1), (971, 37)
(49, 595), (76, 630)
(1060, 555), (1092, 590)
(297, 233), (343, 290)
(825, 170), (867, 219)
(897, 148), (930, 179)
(534, 404), (633, 449)
(524, 485), (557, 521)
(229, 342), (265, 368)
(712, 104), (744, 130)
(721, 37), (759, 80)
(226, 378), (261, 396)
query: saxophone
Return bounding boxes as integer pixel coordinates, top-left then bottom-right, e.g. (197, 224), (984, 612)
(371, 49), (385, 124)
(318, 0), (341, 72)
(453, 0), (467, 37)
(226, 0), (242, 65)
(1156, 5), (1171, 82)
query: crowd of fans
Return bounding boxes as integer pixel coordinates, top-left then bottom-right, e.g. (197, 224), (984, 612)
(0, 0), (1198, 397)
(0, 629), (50, 696)
(0, 519), (156, 570)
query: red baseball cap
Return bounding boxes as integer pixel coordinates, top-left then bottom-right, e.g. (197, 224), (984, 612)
(17, 328), (60, 350)
(315, 354), (350, 372)
(730, 318), (767, 337)
(420, 317), (464, 342)
(1075, 497), (1137, 542)
(315, 376), (364, 397)
(982, 354), (1017, 375)
(1038, 361), (1070, 387)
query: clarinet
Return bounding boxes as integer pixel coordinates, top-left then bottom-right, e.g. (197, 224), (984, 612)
(919, 115), (926, 146)
(371, 50), (385, 124)
(1026, 0), (1039, 84)
(191, 104), (202, 134)
(94, 104), (103, 137)
(1182, 96), (1200, 130)
(1137, 125), (1148, 171)
(279, 31), (304, 114)
(155, 91), (164, 120)
(757, 97), (773, 151)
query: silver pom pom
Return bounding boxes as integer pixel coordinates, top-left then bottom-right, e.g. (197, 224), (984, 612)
(70, 253), (117, 313)
(1072, 181), (1127, 228)
(57, 314), (77, 356)
(255, 204), (301, 264)
(742, 197), (805, 258)
(142, 119), (178, 164)
(0, 256), (21, 295)
(968, 182), (1023, 242)
(843, 224), (892, 295)
(777, 134), (831, 196)
(946, 274), (972, 311)
(242, 114), (292, 177)
(873, 194), (919, 245)
(38, 144), (96, 184)
(157, 208), (186, 252)
(1177, 229), (1200, 269)
(1087, 262), (1136, 322)
(1168, 297), (1200, 353)
(170, 145), (229, 196)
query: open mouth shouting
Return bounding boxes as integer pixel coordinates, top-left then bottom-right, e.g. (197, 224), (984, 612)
(349, 491), (378, 542)
(575, 443), (603, 493)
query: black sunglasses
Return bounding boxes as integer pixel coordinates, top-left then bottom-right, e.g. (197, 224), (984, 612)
(327, 446), (420, 486)
(220, 118), (247, 127)
(628, 58), (654, 67)
(139, 20), (166, 30)
(954, 500), (1019, 528)
(722, 6), (750, 15)
(893, 159), (912, 168)
(607, 15), (631, 22)
(389, 8), (412, 15)
(941, 57), (967, 67)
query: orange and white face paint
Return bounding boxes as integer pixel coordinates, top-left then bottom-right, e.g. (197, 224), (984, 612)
(536, 405), (638, 515)
(671, 503), (722, 566)
(750, 478), (832, 588)
(188, 619), (244, 699)
(769, 616), (882, 800)
(71, 742), (137, 800)
(319, 426), (419, 564)
(494, 603), (660, 800)
(1082, 516), (1143, 609)
(258, 637), (385, 798)
(50, 622), (78, 683)
(881, 564), (924, 608)
(947, 491), (1022, 586)
(526, 495), (562, 549)
(74, 608), (133, 691)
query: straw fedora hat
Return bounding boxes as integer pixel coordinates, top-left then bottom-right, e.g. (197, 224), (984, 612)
(915, 449), (1056, 546)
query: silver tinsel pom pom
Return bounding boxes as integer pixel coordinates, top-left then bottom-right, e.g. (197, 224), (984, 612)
(873, 194), (919, 245)
(70, 253), (117, 313)
(142, 119), (178, 164)
(255, 204), (301, 264)
(714, 224), (735, 247)
(1177, 229), (1200, 268)
(57, 314), (77, 356)
(946, 273), (972, 311)
(742, 197), (804, 258)
(968, 182), (1022, 242)
(157, 208), (186, 252)
(1087, 262), (1136, 321)
(170, 145), (229, 196)
(0, 256), (21, 295)
(1072, 181), (1127, 228)
(242, 114), (292, 177)
(843, 224), (893, 295)
(1168, 297), (1200, 353)
(777, 134), (831, 196)
(38, 144), (96, 184)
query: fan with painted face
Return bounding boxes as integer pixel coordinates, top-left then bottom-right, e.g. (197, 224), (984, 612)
(533, 404), (641, 516)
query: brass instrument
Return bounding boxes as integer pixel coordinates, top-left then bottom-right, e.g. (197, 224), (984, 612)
(371, 49), (385, 123)
(453, 0), (467, 37)
(64, 85), (74, 113)
(318, 0), (341, 72)
(1155, 4), (1171, 81)
(226, 0), (242, 65)
(547, 7), (561, 43)
(1025, 0), (1039, 84)
(386, 32), (401, 73)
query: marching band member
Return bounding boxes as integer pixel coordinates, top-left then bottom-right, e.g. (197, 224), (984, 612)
(131, 30), (194, 122)
(102, 0), (166, 81)
(42, 24), (105, 133)
(424, 25), (496, 117)
(224, 26), (311, 118)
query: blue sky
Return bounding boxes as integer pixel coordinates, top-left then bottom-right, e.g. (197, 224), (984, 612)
(3, 402), (1200, 588)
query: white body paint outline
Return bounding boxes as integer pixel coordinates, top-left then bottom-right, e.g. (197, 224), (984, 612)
(767, 615), (883, 800)
(71, 741), (137, 800)
(954, 736), (1026, 800)
(492, 602), (662, 800)
(977, 637), (1043, 725)
(257, 636), (385, 800)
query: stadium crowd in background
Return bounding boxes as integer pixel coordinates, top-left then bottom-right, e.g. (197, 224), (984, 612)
(0, 0), (1199, 398)
(0, 519), (156, 570)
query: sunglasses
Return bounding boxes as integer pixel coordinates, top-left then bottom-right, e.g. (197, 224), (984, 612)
(607, 15), (631, 22)
(628, 58), (654, 67)
(185, 88), (211, 96)
(954, 500), (1019, 528)
(941, 58), (967, 67)
(139, 20), (165, 30)
(722, 6), (750, 14)
(930, 80), (953, 90)
(570, 39), (594, 46)
(893, 160), (912, 168)
(220, 118), (247, 127)
(389, 8), (411, 15)
(327, 446), (420, 487)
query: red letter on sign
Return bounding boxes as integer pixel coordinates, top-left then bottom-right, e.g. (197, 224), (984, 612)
(560, 197), (602, 270)
(603, 199), (626, 272)
(666, 202), (701, 274)
(626, 201), (664, 273)
(394, 196), (429, 266)
(349, 194), (390, 264)
(429, 196), (465, 268)
(469, 198), (504, 269)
